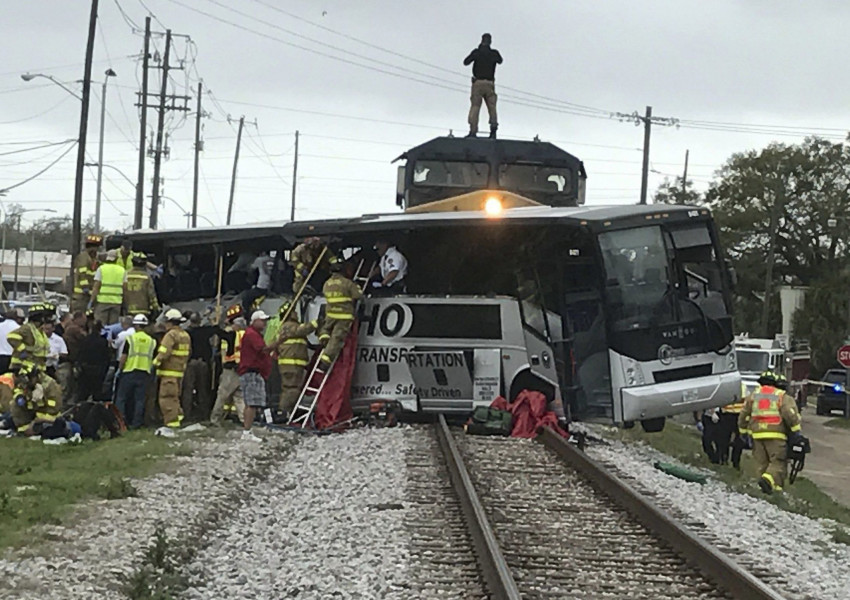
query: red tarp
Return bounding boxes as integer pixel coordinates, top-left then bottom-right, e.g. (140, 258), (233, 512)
(491, 390), (569, 439)
(312, 322), (357, 430)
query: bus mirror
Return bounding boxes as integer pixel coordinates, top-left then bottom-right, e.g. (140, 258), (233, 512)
(396, 166), (406, 207)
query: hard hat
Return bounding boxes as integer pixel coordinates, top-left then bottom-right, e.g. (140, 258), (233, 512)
(251, 310), (271, 322)
(85, 234), (103, 247)
(131, 252), (147, 265)
(278, 300), (293, 316)
(164, 308), (185, 322)
(132, 314), (149, 326)
(329, 259), (344, 272)
(774, 374), (788, 391)
(105, 249), (118, 262)
(757, 371), (777, 386)
(226, 304), (243, 320)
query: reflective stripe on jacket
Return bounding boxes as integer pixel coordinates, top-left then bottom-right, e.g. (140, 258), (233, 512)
(154, 327), (191, 378)
(221, 329), (244, 364)
(322, 273), (362, 320)
(73, 252), (96, 293)
(277, 319), (317, 366)
(124, 269), (159, 314)
(9, 323), (49, 370)
(738, 384), (802, 440)
(98, 262), (126, 305)
(124, 330), (155, 373)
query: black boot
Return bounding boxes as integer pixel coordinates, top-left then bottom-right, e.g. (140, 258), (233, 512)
(489, 125), (497, 139)
(466, 130), (477, 138)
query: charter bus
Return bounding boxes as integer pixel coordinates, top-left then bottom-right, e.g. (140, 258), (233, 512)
(118, 136), (740, 432)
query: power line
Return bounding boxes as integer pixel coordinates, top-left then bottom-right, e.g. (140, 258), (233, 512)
(0, 96), (74, 125)
(0, 138), (78, 157)
(0, 141), (77, 192)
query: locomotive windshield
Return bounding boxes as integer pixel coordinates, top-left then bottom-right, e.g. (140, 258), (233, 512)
(499, 164), (572, 195)
(413, 161), (489, 188)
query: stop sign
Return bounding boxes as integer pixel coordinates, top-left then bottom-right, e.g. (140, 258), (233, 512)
(838, 345), (850, 368)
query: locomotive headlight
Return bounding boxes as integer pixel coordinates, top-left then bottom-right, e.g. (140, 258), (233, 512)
(484, 196), (503, 217)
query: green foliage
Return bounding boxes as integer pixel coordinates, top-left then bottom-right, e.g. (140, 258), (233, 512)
(653, 176), (704, 205)
(793, 270), (850, 374)
(0, 430), (176, 549)
(122, 525), (187, 600)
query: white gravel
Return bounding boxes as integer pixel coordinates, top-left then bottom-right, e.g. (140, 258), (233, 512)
(181, 427), (412, 600)
(586, 434), (850, 600)
(0, 431), (272, 600)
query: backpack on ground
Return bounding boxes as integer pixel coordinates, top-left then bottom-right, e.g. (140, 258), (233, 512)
(466, 406), (513, 436)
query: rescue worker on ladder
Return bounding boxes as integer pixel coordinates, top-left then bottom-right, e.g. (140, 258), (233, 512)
(274, 300), (319, 418)
(210, 305), (246, 425)
(123, 252), (160, 319)
(289, 237), (338, 295)
(318, 261), (362, 368)
(71, 234), (102, 312)
(738, 371), (803, 494)
(8, 303), (51, 373)
(152, 309), (191, 433)
(91, 249), (126, 326)
(716, 382), (747, 469)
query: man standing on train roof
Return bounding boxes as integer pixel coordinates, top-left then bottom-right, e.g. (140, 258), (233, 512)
(370, 240), (408, 295)
(71, 234), (103, 312)
(464, 33), (503, 139)
(289, 237), (337, 295)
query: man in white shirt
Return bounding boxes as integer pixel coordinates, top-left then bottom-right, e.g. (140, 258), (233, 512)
(371, 240), (408, 295)
(0, 309), (24, 373)
(44, 321), (68, 382)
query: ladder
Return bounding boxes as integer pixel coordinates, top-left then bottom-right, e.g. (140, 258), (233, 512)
(286, 259), (374, 428)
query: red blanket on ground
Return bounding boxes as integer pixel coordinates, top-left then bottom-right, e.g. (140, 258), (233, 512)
(312, 322), (357, 430)
(491, 390), (569, 438)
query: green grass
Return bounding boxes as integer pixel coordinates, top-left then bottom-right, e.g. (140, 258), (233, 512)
(616, 422), (850, 529)
(823, 417), (850, 429)
(0, 430), (180, 549)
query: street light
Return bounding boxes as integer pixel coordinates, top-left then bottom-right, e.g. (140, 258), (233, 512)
(94, 68), (117, 231)
(20, 73), (82, 100)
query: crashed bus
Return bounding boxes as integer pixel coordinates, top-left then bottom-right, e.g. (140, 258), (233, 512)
(120, 136), (740, 431)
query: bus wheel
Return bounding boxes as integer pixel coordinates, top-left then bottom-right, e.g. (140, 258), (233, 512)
(640, 417), (666, 433)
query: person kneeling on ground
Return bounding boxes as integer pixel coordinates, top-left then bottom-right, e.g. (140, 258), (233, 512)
(5, 366), (63, 436)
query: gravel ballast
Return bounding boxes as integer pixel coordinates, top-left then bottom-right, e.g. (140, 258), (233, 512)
(588, 437), (850, 600)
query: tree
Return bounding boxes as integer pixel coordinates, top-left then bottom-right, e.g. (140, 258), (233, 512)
(705, 136), (850, 367)
(653, 176), (703, 205)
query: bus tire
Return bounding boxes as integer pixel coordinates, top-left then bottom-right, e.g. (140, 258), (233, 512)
(509, 370), (555, 404)
(623, 420), (635, 429)
(640, 417), (666, 433)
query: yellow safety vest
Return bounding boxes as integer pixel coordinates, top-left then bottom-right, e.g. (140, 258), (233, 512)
(98, 262), (125, 305)
(723, 382), (746, 414)
(124, 330), (155, 373)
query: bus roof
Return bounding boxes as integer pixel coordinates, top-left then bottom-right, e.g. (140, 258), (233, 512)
(119, 203), (710, 248)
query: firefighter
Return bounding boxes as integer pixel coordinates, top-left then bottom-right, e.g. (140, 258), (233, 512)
(716, 382), (747, 469)
(8, 303), (50, 372)
(210, 305), (246, 425)
(8, 366), (62, 436)
(289, 237), (337, 294)
(91, 249), (126, 325)
(318, 261), (362, 367)
(274, 300), (319, 416)
(71, 234), (102, 312)
(123, 253), (160, 318)
(152, 309), (191, 432)
(738, 371), (803, 494)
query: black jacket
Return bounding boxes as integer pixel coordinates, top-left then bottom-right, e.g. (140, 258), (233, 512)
(463, 45), (503, 81)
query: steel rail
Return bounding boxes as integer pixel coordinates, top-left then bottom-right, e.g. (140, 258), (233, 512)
(538, 427), (788, 600)
(434, 415), (521, 600)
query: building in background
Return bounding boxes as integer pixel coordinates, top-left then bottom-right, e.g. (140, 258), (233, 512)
(0, 250), (71, 299)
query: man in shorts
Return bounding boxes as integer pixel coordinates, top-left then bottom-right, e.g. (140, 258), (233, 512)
(237, 310), (272, 442)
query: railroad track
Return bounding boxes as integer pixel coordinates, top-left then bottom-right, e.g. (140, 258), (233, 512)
(428, 415), (787, 600)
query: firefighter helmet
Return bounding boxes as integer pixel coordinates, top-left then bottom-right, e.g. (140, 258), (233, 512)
(226, 304), (243, 321)
(757, 371), (777, 386)
(774, 374), (788, 391)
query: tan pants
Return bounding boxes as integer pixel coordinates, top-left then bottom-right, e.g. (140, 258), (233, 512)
(210, 367), (245, 424)
(468, 79), (497, 133)
(70, 293), (90, 312)
(158, 376), (184, 428)
(319, 318), (352, 365)
(279, 364), (306, 413)
(94, 303), (121, 326)
(753, 438), (787, 489)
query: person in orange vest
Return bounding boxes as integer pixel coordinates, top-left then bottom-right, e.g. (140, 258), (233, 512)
(210, 305), (246, 425)
(738, 371), (803, 493)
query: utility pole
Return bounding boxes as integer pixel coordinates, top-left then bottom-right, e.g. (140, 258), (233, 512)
(71, 0), (99, 283)
(613, 106), (679, 206)
(639, 106), (652, 205)
(191, 81), (203, 228)
(681, 149), (689, 196)
(226, 116), (245, 226)
(290, 129), (299, 221)
(134, 17), (151, 230)
(761, 197), (782, 337)
(149, 29), (172, 230)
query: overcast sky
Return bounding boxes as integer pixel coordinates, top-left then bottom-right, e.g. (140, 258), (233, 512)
(2, 0), (848, 234)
